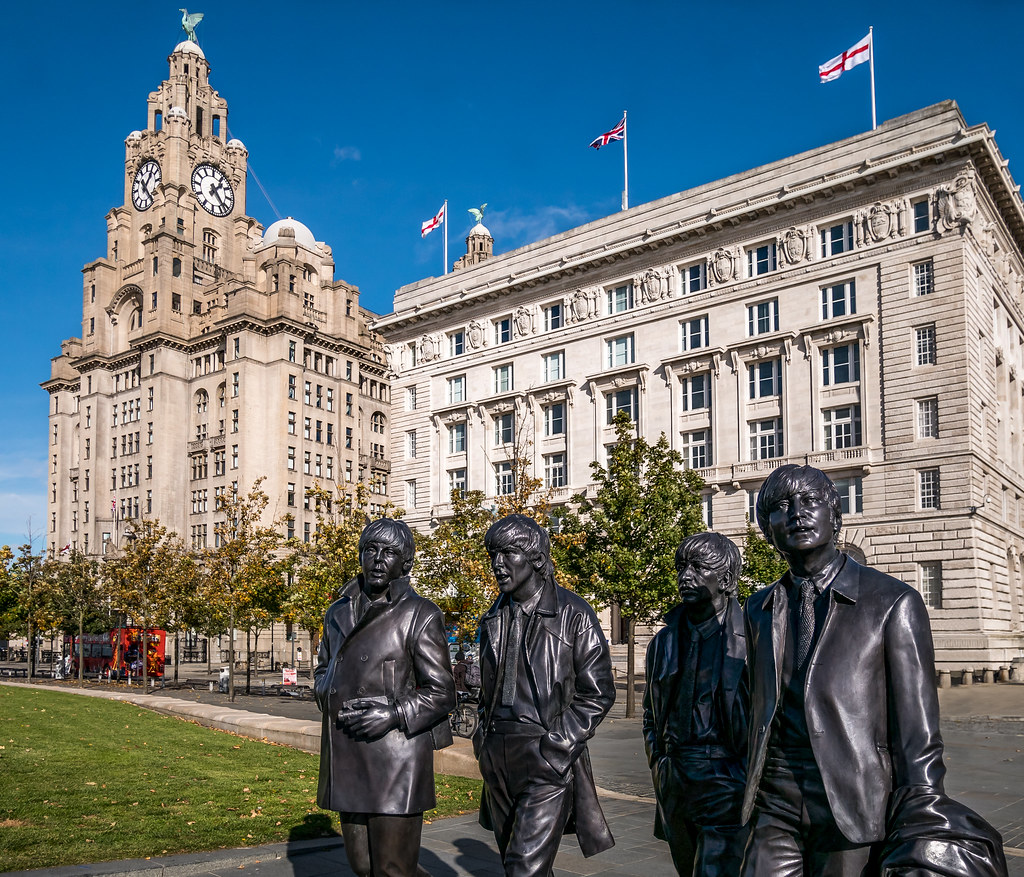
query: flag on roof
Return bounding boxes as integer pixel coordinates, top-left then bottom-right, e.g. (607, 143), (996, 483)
(421, 202), (446, 237)
(819, 33), (871, 83)
(590, 115), (626, 149)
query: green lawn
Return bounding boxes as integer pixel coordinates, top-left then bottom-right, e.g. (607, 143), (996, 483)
(0, 685), (482, 871)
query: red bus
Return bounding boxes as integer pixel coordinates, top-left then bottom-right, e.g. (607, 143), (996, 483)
(64, 628), (166, 679)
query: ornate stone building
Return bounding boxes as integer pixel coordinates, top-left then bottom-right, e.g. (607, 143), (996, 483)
(42, 40), (389, 666)
(377, 102), (1024, 672)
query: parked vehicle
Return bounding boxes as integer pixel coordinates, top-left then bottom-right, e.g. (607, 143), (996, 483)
(64, 628), (166, 679)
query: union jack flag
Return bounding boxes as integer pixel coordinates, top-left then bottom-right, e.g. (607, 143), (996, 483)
(590, 115), (625, 149)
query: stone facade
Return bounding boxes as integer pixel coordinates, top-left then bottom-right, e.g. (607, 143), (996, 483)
(376, 102), (1024, 672)
(42, 41), (389, 668)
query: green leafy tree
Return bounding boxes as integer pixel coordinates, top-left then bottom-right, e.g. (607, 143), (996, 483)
(159, 547), (206, 683)
(45, 550), (102, 683)
(0, 544), (17, 637)
(104, 519), (189, 690)
(740, 520), (789, 601)
(558, 412), (706, 717)
(8, 541), (51, 678)
(205, 478), (283, 699)
(415, 489), (497, 643)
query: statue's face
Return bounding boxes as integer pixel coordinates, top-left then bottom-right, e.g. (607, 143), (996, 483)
(360, 538), (405, 595)
(488, 542), (538, 601)
(676, 557), (728, 617)
(767, 485), (834, 558)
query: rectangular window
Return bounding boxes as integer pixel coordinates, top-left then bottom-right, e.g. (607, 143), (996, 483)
(919, 468), (941, 509)
(326, 423), (333, 446)
(303, 451), (311, 475)
(543, 303), (563, 331)
(449, 330), (465, 357)
(406, 430), (418, 459)
(833, 476), (863, 515)
(821, 281), (857, 319)
(542, 351), (564, 383)
(494, 412), (515, 446)
(913, 198), (930, 234)
(748, 359), (782, 399)
(606, 334), (635, 368)
(606, 283), (634, 314)
(495, 462), (514, 496)
(681, 316), (710, 351)
(913, 260), (935, 297)
(448, 375), (467, 404)
(917, 397), (939, 439)
(747, 299), (779, 336)
(231, 445), (238, 469)
(544, 453), (567, 489)
(681, 262), (706, 294)
(345, 392), (353, 416)
(287, 447), (295, 470)
(231, 373), (239, 396)
(543, 402), (565, 437)
(345, 427), (353, 449)
(287, 482), (295, 507)
(494, 316), (512, 344)
(605, 387), (638, 423)
(919, 561), (942, 609)
(915, 325), (937, 366)
(449, 468), (467, 497)
(823, 405), (862, 449)
(683, 430), (712, 469)
(682, 374), (710, 411)
(407, 387), (417, 411)
(304, 417), (312, 440)
(448, 422), (467, 454)
(494, 364), (513, 394)
(287, 411), (296, 435)
(747, 241), (777, 277)
(287, 375), (296, 400)
(822, 343), (861, 385)
(750, 418), (784, 460)
(820, 221), (853, 257)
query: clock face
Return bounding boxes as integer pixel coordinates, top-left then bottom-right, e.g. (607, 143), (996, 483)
(131, 159), (161, 211)
(191, 163), (235, 217)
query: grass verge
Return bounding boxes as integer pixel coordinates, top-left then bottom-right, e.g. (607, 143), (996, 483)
(0, 685), (482, 871)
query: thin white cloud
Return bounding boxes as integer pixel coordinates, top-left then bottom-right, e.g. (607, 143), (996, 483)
(479, 204), (593, 249)
(332, 145), (362, 163)
(0, 492), (47, 549)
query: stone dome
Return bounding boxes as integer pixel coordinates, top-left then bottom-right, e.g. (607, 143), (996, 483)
(167, 105), (188, 120)
(469, 221), (492, 237)
(174, 40), (206, 58)
(126, 130), (143, 141)
(226, 138), (246, 151)
(262, 217), (319, 251)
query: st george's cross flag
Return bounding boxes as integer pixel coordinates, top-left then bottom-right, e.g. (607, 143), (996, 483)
(590, 115), (625, 149)
(421, 202), (446, 237)
(819, 33), (871, 83)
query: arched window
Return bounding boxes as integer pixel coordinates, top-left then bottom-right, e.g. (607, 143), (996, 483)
(196, 390), (209, 414)
(371, 412), (386, 434)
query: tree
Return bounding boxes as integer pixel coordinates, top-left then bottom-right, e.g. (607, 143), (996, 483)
(0, 544), (17, 637)
(558, 412), (706, 717)
(414, 489), (497, 643)
(8, 541), (51, 678)
(205, 478), (283, 700)
(104, 519), (190, 690)
(740, 521), (788, 601)
(45, 550), (102, 683)
(159, 547), (206, 683)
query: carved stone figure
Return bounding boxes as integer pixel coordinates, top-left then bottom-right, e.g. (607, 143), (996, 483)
(638, 267), (669, 303)
(710, 248), (737, 285)
(865, 202), (896, 243)
(938, 168), (979, 234)
(741, 465), (1006, 877)
(570, 287), (595, 323)
(467, 319), (487, 350)
(475, 515), (615, 875)
(514, 306), (534, 337)
(314, 519), (456, 877)
(418, 332), (442, 363)
(643, 532), (748, 876)
(781, 228), (807, 265)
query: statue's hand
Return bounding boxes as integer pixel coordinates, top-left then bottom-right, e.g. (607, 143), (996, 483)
(340, 701), (399, 741)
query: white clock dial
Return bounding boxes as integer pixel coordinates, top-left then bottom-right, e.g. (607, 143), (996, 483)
(191, 163), (235, 217)
(131, 159), (161, 211)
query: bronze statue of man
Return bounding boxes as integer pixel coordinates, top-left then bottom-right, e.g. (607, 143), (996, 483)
(643, 532), (748, 876)
(314, 518), (455, 877)
(742, 464), (946, 876)
(476, 514), (616, 876)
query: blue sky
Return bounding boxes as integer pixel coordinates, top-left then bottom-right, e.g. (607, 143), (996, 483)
(1, 1), (1022, 551)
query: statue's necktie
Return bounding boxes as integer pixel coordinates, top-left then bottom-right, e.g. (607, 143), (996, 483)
(679, 626), (700, 741)
(501, 605), (524, 707)
(795, 579), (817, 671)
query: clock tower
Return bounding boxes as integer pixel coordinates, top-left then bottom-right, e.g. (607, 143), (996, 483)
(42, 31), (390, 646)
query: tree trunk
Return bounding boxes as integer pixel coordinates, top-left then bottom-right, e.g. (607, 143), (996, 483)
(625, 615), (637, 718)
(78, 609), (85, 684)
(174, 632), (180, 683)
(27, 619), (35, 679)
(245, 629), (252, 694)
(229, 603), (236, 702)
(142, 629), (149, 692)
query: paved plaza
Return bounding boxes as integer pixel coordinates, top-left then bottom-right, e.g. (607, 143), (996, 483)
(2, 677), (1022, 876)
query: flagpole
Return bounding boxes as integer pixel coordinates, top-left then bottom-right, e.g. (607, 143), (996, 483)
(622, 110), (629, 210)
(869, 26), (877, 130)
(443, 199), (448, 276)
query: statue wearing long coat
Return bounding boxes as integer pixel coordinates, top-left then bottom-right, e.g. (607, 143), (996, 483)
(314, 574), (455, 815)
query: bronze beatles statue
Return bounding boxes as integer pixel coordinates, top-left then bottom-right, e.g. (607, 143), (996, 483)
(475, 515), (616, 876)
(314, 519), (455, 877)
(643, 532), (748, 876)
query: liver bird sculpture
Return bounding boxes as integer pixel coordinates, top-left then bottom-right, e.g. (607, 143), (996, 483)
(180, 9), (204, 43)
(468, 203), (487, 224)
